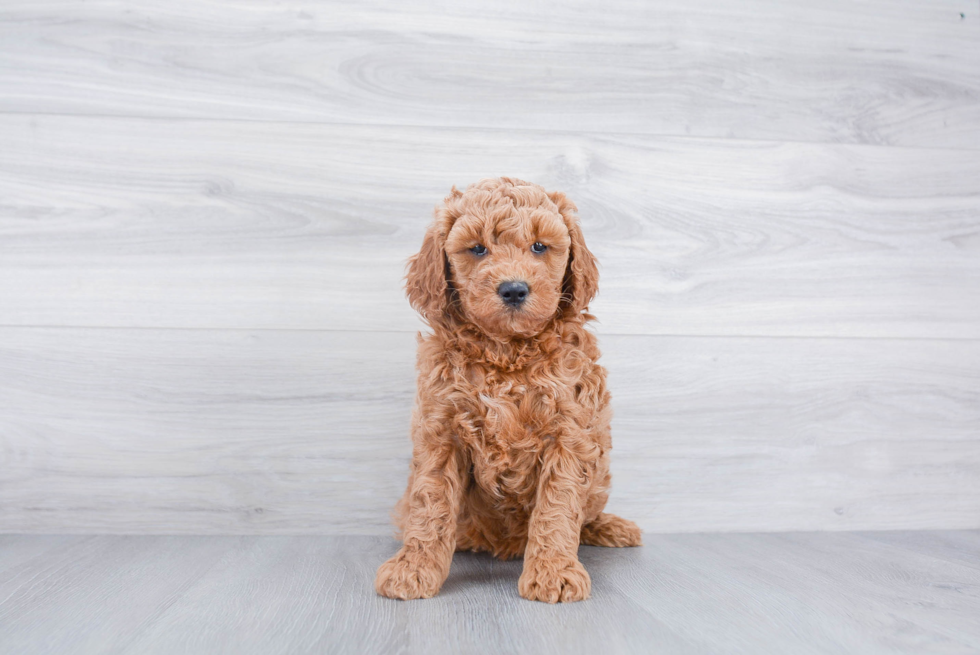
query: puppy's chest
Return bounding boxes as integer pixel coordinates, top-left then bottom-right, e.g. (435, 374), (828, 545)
(463, 369), (557, 436)
(455, 370), (560, 498)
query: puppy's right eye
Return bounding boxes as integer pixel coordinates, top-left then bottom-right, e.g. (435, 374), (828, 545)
(470, 244), (488, 256)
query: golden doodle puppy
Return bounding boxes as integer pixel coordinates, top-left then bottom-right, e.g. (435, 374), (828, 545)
(375, 177), (641, 604)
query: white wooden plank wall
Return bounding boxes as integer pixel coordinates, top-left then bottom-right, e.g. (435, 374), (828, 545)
(0, 0), (978, 534)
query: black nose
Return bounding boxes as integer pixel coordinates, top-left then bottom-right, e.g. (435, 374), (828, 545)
(498, 281), (529, 307)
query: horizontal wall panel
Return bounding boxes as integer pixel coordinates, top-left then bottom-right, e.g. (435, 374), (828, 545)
(2, 116), (978, 338)
(0, 0), (978, 148)
(1, 327), (977, 534)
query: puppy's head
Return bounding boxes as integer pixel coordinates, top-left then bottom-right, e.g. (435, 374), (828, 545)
(406, 177), (598, 338)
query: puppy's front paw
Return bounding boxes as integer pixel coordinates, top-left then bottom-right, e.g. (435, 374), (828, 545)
(518, 556), (591, 603)
(375, 550), (445, 600)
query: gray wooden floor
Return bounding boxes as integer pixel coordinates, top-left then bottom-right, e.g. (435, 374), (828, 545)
(1, 531), (979, 655)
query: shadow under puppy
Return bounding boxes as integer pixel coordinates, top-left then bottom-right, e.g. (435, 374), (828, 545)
(376, 177), (641, 603)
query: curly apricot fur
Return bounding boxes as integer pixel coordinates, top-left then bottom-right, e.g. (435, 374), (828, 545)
(376, 177), (641, 604)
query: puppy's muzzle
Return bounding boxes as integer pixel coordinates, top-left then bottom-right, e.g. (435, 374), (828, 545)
(498, 281), (530, 308)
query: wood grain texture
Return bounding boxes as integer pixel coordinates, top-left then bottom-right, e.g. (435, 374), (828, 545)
(2, 115), (979, 338)
(1, 532), (978, 654)
(1, 0), (978, 148)
(1, 327), (977, 535)
(2, 0), (980, 537)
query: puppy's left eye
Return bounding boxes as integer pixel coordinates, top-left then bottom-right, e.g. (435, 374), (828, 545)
(531, 242), (547, 254)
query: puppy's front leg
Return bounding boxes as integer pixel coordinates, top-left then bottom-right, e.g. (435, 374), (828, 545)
(519, 443), (592, 603)
(375, 443), (463, 600)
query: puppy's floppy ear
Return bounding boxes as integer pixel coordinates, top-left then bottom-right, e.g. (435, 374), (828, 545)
(405, 187), (462, 321)
(405, 224), (448, 320)
(550, 191), (599, 316)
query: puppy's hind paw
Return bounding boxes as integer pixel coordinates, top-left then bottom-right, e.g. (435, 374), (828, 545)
(580, 513), (643, 548)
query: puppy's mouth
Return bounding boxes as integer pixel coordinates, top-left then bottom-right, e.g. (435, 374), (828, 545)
(498, 302), (555, 336)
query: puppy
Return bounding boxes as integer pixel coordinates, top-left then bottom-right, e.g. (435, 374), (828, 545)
(375, 177), (641, 603)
